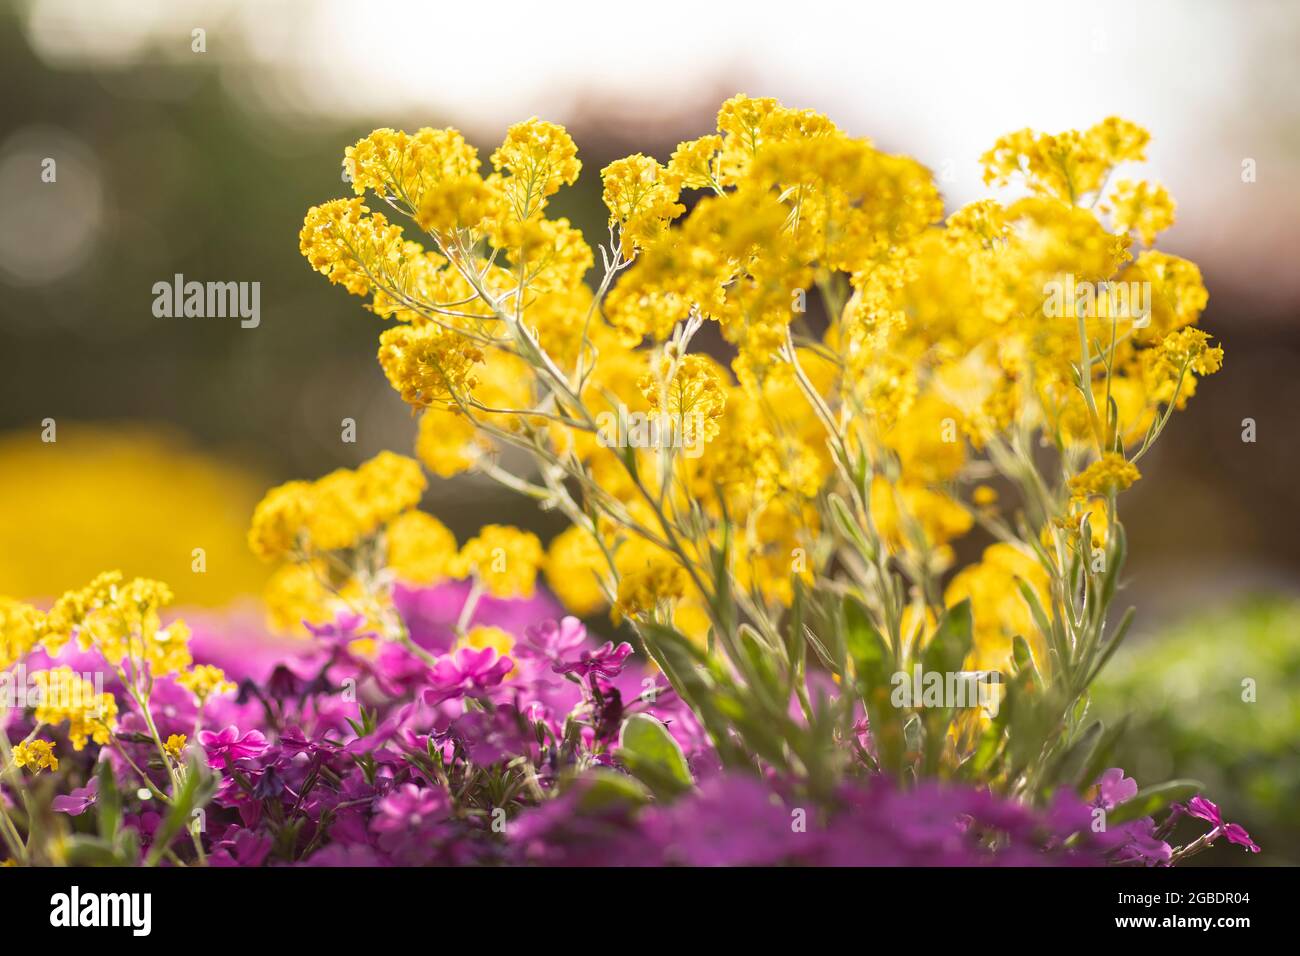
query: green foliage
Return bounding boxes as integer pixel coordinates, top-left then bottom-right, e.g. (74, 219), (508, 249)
(1094, 595), (1300, 864)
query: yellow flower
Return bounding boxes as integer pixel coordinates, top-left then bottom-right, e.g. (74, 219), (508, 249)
(249, 452), (427, 559)
(32, 570), (121, 656)
(667, 135), (723, 190)
(638, 354), (727, 449)
(1069, 453), (1141, 498)
(416, 407), (483, 478)
(457, 626), (516, 662)
(883, 394), (966, 485)
(350, 452), (429, 529)
(1156, 327), (1223, 377)
(176, 664), (235, 705)
(299, 198), (405, 297)
(262, 561), (342, 635)
(377, 323), (485, 410)
(715, 94), (785, 186)
(295, 100), (1224, 710)
(386, 510), (457, 585)
(415, 174), (502, 236)
(732, 502), (816, 607)
(944, 543), (1051, 673)
(613, 542), (688, 623)
(1106, 179), (1176, 246)
(1130, 250), (1208, 336)
(491, 217), (593, 292)
(981, 117), (1149, 203)
(544, 525), (609, 617)
(0, 598), (41, 671)
(345, 127), (480, 210)
(871, 479), (973, 553)
(29, 667), (118, 751)
(12, 740), (58, 774)
(247, 481), (314, 561)
(456, 525), (543, 599)
(36, 573), (192, 678)
(163, 734), (187, 759)
(601, 154), (686, 254)
(490, 118), (581, 221)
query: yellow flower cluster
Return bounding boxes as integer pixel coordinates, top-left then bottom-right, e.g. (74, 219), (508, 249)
(637, 354), (727, 447)
(300, 95), (1222, 681)
(377, 323), (485, 410)
(248, 451), (427, 560)
(2, 570), (238, 745)
(0, 598), (40, 671)
(1069, 453), (1142, 499)
(176, 664), (236, 704)
(980, 117), (1150, 202)
(11, 739), (58, 774)
(454, 525), (543, 600)
(247, 453), (549, 632)
(33, 573), (190, 677)
(386, 510), (458, 585)
(29, 667), (118, 751)
(601, 154), (686, 254)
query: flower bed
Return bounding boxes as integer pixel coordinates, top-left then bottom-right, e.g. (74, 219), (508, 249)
(0, 95), (1255, 867)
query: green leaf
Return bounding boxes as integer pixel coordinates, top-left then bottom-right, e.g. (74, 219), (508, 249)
(1043, 719), (1103, 789)
(708, 518), (736, 638)
(61, 835), (128, 866)
(1018, 577), (1071, 681)
(144, 751), (218, 866)
(843, 596), (905, 775)
(574, 769), (650, 811)
(637, 620), (740, 762)
(828, 493), (876, 562)
(919, 600), (974, 774)
(1002, 672), (1055, 775)
(1012, 635), (1040, 682)
(922, 600), (972, 677)
(616, 713), (693, 799)
(1108, 780), (1203, 826)
(1086, 606), (1136, 688)
(1100, 521), (1127, 610)
(95, 758), (121, 842)
(1075, 715), (1130, 795)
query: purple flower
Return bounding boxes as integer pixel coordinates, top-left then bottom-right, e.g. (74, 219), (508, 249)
(554, 641), (634, 681)
(1184, 795), (1260, 853)
(522, 617), (588, 662)
(508, 780), (655, 866)
(445, 706), (536, 766)
(372, 784), (449, 833)
(51, 778), (98, 817)
(641, 776), (810, 866)
(210, 828), (273, 867)
(304, 612), (370, 648)
(1110, 818), (1173, 866)
(278, 725), (338, 758)
(371, 783), (451, 864)
(1090, 768), (1138, 811)
(422, 647), (514, 705)
(301, 844), (389, 867)
(198, 725), (270, 770)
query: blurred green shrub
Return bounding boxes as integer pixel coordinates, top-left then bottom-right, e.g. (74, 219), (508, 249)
(1094, 596), (1300, 865)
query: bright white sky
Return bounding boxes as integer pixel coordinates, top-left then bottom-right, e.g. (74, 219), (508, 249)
(20, 0), (1300, 306)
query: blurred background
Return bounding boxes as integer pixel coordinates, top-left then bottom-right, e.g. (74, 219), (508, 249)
(1, 0), (1297, 861)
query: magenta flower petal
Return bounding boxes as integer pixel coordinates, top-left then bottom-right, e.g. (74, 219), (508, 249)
(51, 778), (99, 816)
